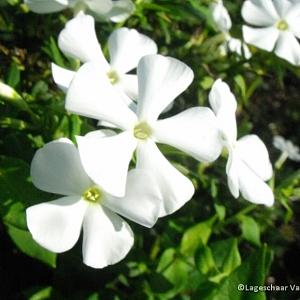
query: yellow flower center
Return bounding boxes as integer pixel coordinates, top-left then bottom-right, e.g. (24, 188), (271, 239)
(83, 186), (102, 203)
(134, 122), (152, 140)
(276, 20), (288, 31)
(106, 69), (119, 84)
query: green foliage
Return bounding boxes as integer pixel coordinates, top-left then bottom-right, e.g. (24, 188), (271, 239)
(0, 156), (57, 266)
(7, 225), (57, 267)
(239, 215), (261, 247)
(180, 216), (216, 256)
(195, 245), (273, 300)
(1, 0), (300, 299)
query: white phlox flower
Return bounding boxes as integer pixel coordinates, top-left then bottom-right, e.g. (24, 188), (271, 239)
(242, 0), (300, 65)
(65, 54), (223, 217)
(273, 135), (300, 162)
(52, 12), (157, 102)
(210, 0), (252, 59)
(209, 79), (274, 206)
(219, 34), (252, 59)
(24, 0), (134, 23)
(211, 0), (232, 32)
(26, 136), (162, 269)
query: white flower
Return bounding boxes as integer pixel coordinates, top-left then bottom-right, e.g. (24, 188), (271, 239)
(210, 0), (251, 59)
(209, 79), (274, 206)
(26, 136), (161, 269)
(218, 34), (252, 59)
(24, 0), (134, 22)
(65, 54), (223, 216)
(273, 135), (300, 161)
(242, 0), (300, 65)
(226, 35), (252, 59)
(52, 12), (157, 101)
(211, 0), (232, 32)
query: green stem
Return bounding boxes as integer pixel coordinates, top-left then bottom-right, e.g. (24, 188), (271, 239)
(275, 152), (288, 170)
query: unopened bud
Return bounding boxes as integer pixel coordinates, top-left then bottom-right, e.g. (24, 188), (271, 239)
(0, 81), (22, 101)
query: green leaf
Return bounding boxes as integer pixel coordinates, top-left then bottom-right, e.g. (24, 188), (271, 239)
(180, 216), (217, 256)
(6, 62), (21, 88)
(157, 248), (192, 296)
(0, 156), (53, 229)
(42, 36), (66, 66)
(28, 287), (53, 300)
(214, 204), (226, 221)
(209, 238), (241, 283)
(148, 273), (173, 293)
(234, 75), (246, 102)
(239, 216), (261, 246)
(86, 293), (100, 300)
(195, 238), (241, 284)
(195, 244), (216, 276)
(7, 224), (57, 267)
(196, 245), (273, 300)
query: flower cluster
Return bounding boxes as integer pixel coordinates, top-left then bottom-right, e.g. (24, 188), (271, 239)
(24, 0), (276, 269)
(242, 0), (300, 65)
(210, 0), (251, 59)
(209, 0), (300, 66)
(25, 0), (135, 22)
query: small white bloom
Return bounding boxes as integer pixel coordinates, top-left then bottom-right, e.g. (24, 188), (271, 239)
(65, 54), (223, 216)
(273, 135), (300, 162)
(210, 0), (251, 59)
(209, 79), (274, 206)
(242, 0), (300, 65)
(211, 0), (232, 32)
(226, 35), (252, 59)
(24, 0), (134, 23)
(26, 137), (161, 268)
(52, 12), (157, 101)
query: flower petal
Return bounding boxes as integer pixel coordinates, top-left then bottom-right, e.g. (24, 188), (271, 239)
(85, 129), (116, 139)
(211, 0), (232, 32)
(209, 79), (237, 114)
(288, 16), (300, 39)
(273, 135), (287, 152)
(108, 28), (157, 74)
(66, 61), (137, 130)
(137, 54), (194, 123)
(82, 205), (134, 268)
(226, 149), (240, 198)
(209, 79), (237, 143)
(26, 196), (87, 253)
(273, 0), (293, 18)
(31, 138), (92, 196)
(103, 169), (161, 228)
(236, 135), (273, 181)
(107, 0), (135, 22)
(85, 0), (113, 16)
(77, 131), (137, 197)
(238, 161), (274, 206)
(274, 31), (300, 65)
(227, 37), (252, 59)
(242, 25), (279, 52)
(58, 12), (109, 66)
(51, 63), (75, 92)
(285, 3), (300, 38)
(241, 0), (279, 26)
(136, 140), (194, 217)
(117, 74), (139, 100)
(25, 0), (67, 13)
(153, 107), (222, 162)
